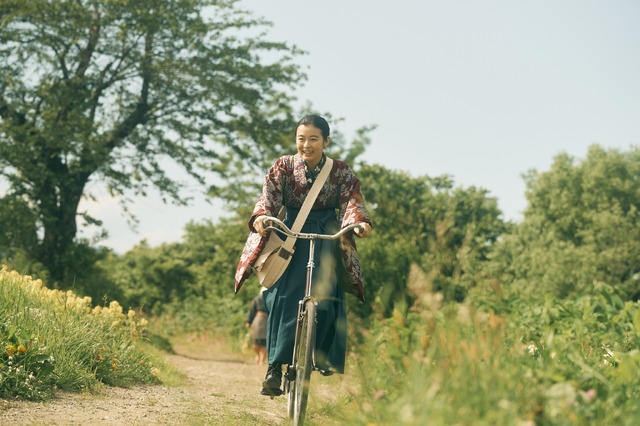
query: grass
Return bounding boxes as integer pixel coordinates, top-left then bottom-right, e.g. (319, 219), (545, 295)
(0, 266), (171, 400)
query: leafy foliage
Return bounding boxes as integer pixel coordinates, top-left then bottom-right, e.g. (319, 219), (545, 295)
(341, 276), (640, 425)
(0, 323), (55, 401)
(0, 0), (305, 282)
(0, 195), (38, 259)
(335, 145), (640, 424)
(487, 145), (640, 299)
(356, 164), (506, 316)
(97, 212), (254, 337)
(6, 137), (640, 423)
(100, 242), (196, 315)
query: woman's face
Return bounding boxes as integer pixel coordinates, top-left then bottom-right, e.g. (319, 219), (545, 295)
(296, 124), (328, 168)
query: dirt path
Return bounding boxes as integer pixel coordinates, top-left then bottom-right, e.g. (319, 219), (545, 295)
(0, 338), (354, 425)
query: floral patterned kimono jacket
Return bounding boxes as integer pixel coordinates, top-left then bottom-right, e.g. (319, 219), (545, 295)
(234, 153), (371, 372)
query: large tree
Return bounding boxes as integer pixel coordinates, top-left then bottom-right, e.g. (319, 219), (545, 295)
(486, 144), (640, 299)
(0, 0), (305, 281)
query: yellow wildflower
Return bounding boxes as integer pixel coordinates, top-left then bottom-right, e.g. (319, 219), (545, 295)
(109, 300), (123, 315)
(6, 345), (16, 356)
(17, 344), (27, 354)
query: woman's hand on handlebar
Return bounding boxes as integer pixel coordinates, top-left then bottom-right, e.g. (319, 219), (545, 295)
(253, 215), (269, 237)
(354, 222), (372, 238)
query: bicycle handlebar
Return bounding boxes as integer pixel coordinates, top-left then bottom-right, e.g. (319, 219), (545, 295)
(262, 216), (363, 240)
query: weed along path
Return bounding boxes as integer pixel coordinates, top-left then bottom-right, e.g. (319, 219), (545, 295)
(0, 336), (352, 425)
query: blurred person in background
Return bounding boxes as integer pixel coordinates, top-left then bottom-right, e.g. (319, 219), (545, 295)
(246, 289), (268, 365)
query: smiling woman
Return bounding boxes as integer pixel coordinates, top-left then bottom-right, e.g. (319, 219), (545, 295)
(296, 119), (330, 172)
(234, 114), (372, 396)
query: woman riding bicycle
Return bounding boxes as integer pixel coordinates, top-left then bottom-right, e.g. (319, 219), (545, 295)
(234, 114), (372, 395)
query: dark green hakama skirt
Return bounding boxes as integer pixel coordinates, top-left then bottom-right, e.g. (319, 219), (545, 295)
(263, 207), (347, 373)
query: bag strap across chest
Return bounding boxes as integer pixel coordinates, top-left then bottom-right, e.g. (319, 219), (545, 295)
(280, 157), (334, 254)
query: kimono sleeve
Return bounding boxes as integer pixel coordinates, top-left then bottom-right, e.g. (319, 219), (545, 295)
(339, 168), (371, 228)
(336, 165), (371, 302)
(248, 157), (288, 231)
(234, 157), (288, 294)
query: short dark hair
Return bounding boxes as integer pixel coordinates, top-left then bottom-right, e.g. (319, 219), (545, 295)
(295, 114), (330, 140)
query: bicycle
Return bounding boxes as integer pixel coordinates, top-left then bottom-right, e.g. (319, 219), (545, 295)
(262, 216), (363, 426)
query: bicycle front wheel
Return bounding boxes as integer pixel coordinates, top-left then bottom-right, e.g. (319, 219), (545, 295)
(292, 300), (316, 426)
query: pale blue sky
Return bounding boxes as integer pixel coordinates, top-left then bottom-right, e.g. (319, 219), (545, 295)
(84, 0), (640, 252)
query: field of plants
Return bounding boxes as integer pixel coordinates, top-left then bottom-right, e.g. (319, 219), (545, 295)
(2, 147), (640, 425)
(0, 267), (162, 401)
(338, 271), (640, 425)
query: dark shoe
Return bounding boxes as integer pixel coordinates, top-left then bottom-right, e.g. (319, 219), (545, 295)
(315, 355), (337, 376)
(260, 386), (283, 396)
(261, 363), (282, 395)
(317, 367), (335, 377)
(314, 351), (336, 376)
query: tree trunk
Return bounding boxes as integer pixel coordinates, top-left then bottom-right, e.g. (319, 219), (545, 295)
(37, 172), (88, 284)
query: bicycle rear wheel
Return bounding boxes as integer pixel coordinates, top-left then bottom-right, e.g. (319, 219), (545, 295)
(291, 300), (316, 426)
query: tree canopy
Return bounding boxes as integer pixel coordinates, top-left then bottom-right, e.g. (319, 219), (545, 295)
(486, 145), (640, 299)
(0, 0), (305, 281)
(356, 164), (506, 313)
